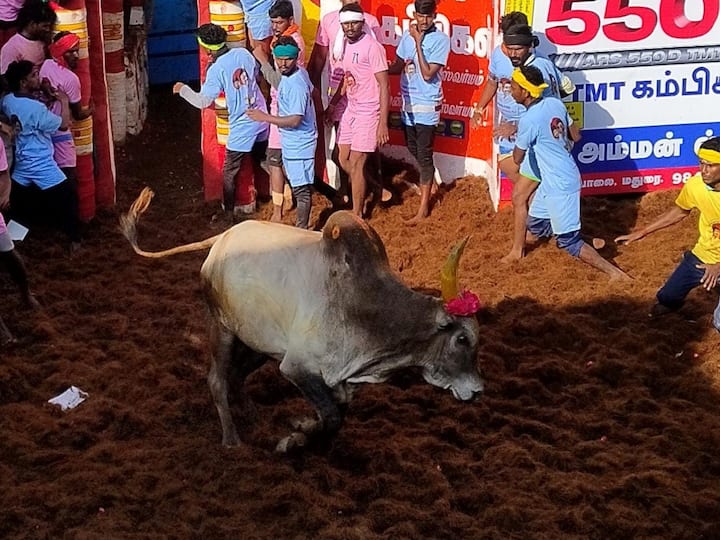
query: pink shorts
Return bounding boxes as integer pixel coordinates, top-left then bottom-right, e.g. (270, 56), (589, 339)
(337, 110), (378, 153)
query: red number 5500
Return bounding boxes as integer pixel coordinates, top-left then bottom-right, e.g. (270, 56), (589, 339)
(545, 0), (719, 46)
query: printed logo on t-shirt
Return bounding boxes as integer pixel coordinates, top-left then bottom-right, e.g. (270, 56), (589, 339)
(344, 71), (356, 92)
(352, 52), (359, 64)
(498, 77), (512, 97)
(232, 68), (248, 89)
(404, 60), (416, 76)
(712, 222), (720, 239)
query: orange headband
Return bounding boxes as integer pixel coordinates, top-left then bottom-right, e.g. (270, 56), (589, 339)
(49, 33), (80, 67)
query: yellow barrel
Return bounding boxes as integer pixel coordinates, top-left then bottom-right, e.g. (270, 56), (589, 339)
(54, 7), (89, 60)
(71, 116), (94, 156)
(209, 1), (246, 48)
(214, 97), (229, 146)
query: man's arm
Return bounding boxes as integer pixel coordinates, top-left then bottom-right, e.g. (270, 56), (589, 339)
(307, 44), (328, 89)
(173, 82), (215, 109)
(410, 25), (443, 82)
(471, 78), (498, 128)
(0, 169), (10, 210)
(375, 70), (390, 145)
(512, 146), (526, 166)
(615, 205), (690, 245)
(387, 56), (405, 75)
(246, 108), (303, 128)
(70, 101), (92, 121)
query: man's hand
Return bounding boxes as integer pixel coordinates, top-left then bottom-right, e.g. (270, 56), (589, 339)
(245, 108), (267, 122)
(493, 122), (517, 139)
(471, 108), (485, 129)
(615, 231), (645, 245)
(697, 262), (720, 291)
(172, 82), (185, 94)
(324, 103), (336, 127)
(40, 77), (57, 99)
(409, 23), (422, 42)
(377, 123), (389, 146)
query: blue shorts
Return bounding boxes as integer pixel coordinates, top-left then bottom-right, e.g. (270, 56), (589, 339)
(282, 157), (314, 188)
(245, 4), (273, 41)
(714, 296), (720, 332)
(527, 216), (583, 257)
(529, 190), (581, 235)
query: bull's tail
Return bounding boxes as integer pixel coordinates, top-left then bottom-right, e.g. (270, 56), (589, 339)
(120, 187), (223, 258)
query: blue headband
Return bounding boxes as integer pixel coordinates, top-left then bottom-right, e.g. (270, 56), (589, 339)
(273, 43), (299, 59)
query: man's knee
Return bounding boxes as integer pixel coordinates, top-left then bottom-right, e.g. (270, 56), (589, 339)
(526, 216), (552, 239)
(556, 230), (583, 258)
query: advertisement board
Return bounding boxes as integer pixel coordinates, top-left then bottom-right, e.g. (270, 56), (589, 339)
(323, 0), (497, 199)
(503, 0), (720, 197)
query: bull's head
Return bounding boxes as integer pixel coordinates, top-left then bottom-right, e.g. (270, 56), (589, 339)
(421, 237), (484, 401)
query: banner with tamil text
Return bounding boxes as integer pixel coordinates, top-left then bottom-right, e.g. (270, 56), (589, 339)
(504, 0), (720, 196)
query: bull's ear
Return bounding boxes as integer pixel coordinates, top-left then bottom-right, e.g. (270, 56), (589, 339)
(435, 309), (453, 330)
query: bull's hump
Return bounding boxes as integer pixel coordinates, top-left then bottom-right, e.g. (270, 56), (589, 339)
(322, 211), (388, 265)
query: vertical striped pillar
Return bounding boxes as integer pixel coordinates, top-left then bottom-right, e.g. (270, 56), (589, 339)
(86, 0), (116, 208)
(102, 0), (127, 144)
(55, 2), (95, 222)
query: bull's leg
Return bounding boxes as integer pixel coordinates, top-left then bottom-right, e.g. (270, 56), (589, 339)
(277, 356), (343, 453)
(229, 345), (267, 422)
(207, 319), (241, 447)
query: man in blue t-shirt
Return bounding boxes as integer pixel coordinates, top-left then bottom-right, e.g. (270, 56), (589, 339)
(173, 24), (267, 221)
(471, 15), (574, 263)
(247, 36), (317, 229)
(388, 0), (450, 223)
(511, 64), (627, 280)
(2, 60), (81, 251)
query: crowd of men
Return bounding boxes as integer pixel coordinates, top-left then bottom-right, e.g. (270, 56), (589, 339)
(0, 0), (718, 343)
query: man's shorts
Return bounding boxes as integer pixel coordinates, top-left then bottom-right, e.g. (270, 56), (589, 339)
(266, 147), (282, 167)
(245, 4), (273, 41)
(337, 111), (379, 153)
(282, 157), (314, 188)
(529, 190), (581, 235)
(0, 213), (13, 252)
(714, 296), (720, 332)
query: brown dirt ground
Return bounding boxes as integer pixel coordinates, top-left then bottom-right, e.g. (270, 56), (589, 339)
(2, 88), (720, 539)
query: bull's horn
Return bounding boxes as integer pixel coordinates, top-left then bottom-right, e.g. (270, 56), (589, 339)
(441, 236), (469, 302)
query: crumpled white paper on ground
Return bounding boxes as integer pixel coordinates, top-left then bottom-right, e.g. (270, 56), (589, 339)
(48, 386), (88, 411)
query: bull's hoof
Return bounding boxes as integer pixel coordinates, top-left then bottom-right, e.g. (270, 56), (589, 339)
(275, 432), (307, 454)
(289, 416), (320, 434)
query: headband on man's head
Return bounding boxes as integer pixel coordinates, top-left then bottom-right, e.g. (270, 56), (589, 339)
(197, 36), (225, 51)
(512, 68), (548, 98)
(503, 24), (538, 47)
(339, 11), (365, 23)
(273, 43), (299, 59)
(697, 147), (720, 164)
(49, 33), (80, 66)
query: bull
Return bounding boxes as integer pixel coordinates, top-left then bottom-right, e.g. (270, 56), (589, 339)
(121, 188), (483, 451)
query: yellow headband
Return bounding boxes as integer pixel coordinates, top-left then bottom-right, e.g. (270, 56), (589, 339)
(697, 147), (720, 164)
(512, 68), (548, 98)
(197, 36), (225, 51)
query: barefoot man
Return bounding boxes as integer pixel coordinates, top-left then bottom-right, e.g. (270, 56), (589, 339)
(388, 0), (449, 223)
(511, 65), (628, 280)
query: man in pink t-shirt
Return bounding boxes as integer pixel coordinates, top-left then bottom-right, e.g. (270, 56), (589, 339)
(0, 136), (39, 345)
(327, 3), (388, 218)
(0, 0), (23, 46)
(40, 32), (91, 183)
(0, 0), (56, 73)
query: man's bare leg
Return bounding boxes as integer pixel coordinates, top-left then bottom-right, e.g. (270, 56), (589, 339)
(578, 243), (630, 281)
(406, 183), (432, 224)
(348, 151), (368, 217)
(500, 157), (539, 263)
(269, 165), (285, 222)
